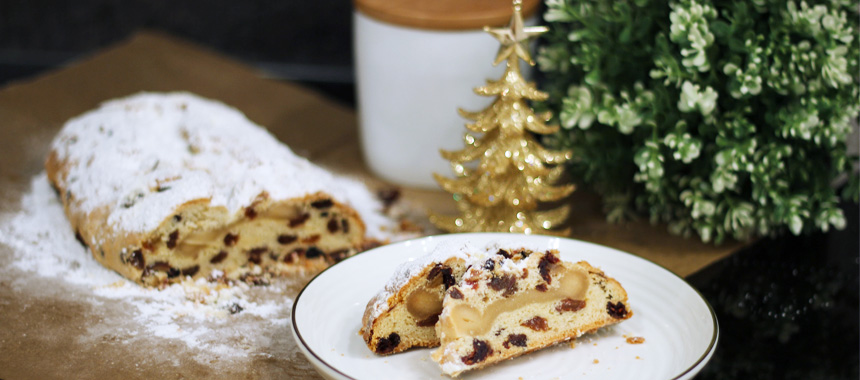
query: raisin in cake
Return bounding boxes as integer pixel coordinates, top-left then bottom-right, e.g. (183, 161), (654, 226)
(45, 92), (385, 287)
(432, 247), (632, 376)
(360, 241), (475, 355)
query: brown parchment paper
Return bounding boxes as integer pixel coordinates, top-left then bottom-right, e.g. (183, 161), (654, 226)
(0, 31), (745, 380)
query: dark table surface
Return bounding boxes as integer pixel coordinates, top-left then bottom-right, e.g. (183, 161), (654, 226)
(1, 62), (857, 380)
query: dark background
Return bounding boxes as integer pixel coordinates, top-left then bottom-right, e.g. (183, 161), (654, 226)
(0, 0), (356, 103)
(0, 1), (857, 379)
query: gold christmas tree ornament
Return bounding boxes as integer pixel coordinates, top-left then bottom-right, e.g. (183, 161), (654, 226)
(431, 0), (574, 236)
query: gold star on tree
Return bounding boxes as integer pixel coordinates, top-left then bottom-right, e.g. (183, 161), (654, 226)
(484, 0), (548, 66)
(430, 0), (574, 236)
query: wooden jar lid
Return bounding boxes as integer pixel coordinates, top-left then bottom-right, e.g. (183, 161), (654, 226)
(354, 0), (542, 30)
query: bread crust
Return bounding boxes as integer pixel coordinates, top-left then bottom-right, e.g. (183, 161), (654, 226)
(45, 93), (373, 287)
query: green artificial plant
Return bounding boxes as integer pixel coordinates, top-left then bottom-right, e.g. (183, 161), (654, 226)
(537, 0), (859, 243)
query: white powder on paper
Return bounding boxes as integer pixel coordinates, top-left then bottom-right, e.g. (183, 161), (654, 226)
(0, 92), (416, 371)
(0, 174), (304, 361)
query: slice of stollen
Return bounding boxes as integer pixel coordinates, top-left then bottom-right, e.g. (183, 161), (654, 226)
(432, 247), (632, 376)
(360, 241), (475, 355)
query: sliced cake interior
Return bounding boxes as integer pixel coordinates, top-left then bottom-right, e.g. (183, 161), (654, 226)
(360, 241), (475, 355)
(431, 247), (632, 376)
(44, 92), (386, 287)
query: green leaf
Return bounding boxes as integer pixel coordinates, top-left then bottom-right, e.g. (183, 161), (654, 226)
(537, 0), (860, 244)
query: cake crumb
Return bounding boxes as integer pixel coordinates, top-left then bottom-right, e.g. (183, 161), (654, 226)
(593, 359), (599, 364)
(626, 336), (645, 344)
(568, 341), (576, 349)
(636, 356), (642, 360)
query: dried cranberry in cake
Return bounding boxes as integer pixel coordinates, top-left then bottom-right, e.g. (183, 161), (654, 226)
(375, 333), (401, 354)
(441, 268), (456, 289)
(277, 234), (297, 245)
(607, 301), (629, 319)
(488, 273), (518, 297)
(244, 206), (257, 219)
(289, 213), (310, 227)
(327, 218), (340, 233)
(181, 265), (200, 277)
(210, 250), (228, 264)
(223, 233), (239, 247)
(128, 249), (145, 270)
(416, 314), (439, 327)
(428, 263), (455, 289)
(556, 298), (586, 313)
(448, 287), (464, 299)
(482, 259), (495, 271)
(305, 247), (324, 259)
(502, 334), (527, 349)
(302, 235), (321, 244)
(310, 199), (334, 209)
(461, 339), (492, 365)
(538, 252), (560, 283)
(516, 249), (529, 259)
(248, 247), (267, 265)
(427, 263), (444, 280)
(166, 230), (179, 249)
(521, 316), (549, 331)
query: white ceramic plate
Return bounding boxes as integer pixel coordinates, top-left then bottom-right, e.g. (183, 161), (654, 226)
(291, 233), (718, 380)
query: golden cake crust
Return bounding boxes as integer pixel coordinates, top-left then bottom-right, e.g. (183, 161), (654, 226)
(46, 92), (378, 287)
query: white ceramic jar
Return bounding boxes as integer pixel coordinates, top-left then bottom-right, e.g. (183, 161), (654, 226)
(354, 0), (540, 189)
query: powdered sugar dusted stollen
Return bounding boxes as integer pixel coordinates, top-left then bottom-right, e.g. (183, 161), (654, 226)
(45, 92), (384, 287)
(359, 241), (476, 355)
(432, 245), (632, 376)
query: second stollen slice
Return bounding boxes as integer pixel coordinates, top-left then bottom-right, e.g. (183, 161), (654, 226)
(431, 247), (632, 376)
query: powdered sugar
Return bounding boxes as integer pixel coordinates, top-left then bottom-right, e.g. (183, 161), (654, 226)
(51, 92), (392, 238)
(366, 239), (550, 323)
(479, 240), (544, 273)
(0, 93), (409, 367)
(0, 173), (319, 370)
